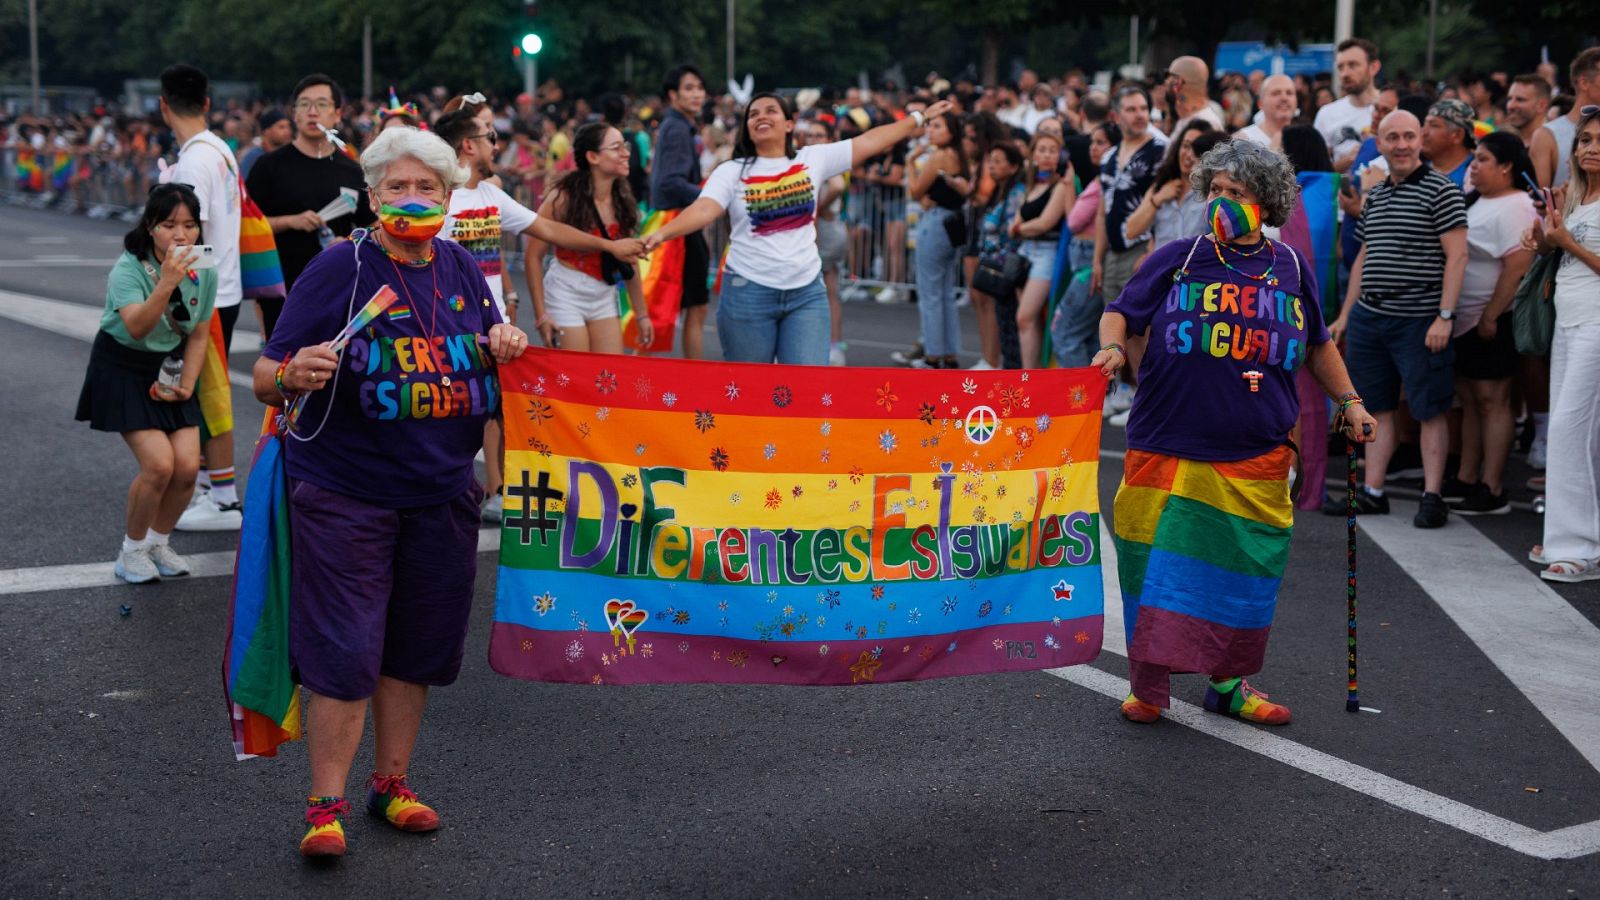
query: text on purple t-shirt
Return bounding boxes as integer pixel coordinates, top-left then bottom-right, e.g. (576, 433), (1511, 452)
(263, 235), (502, 506)
(1106, 235), (1330, 462)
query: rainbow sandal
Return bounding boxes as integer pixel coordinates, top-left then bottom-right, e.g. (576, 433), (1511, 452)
(299, 797), (350, 858)
(367, 773), (440, 832)
(1120, 693), (1163, 723)
(1203, 678), (1292, 725)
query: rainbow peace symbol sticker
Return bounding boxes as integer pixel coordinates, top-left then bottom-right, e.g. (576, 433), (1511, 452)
(964, 405), (998, 445)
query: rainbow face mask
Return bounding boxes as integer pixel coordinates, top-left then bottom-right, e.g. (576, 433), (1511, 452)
(377, 196), (445, 243)
(1208, 196), (1262, 243)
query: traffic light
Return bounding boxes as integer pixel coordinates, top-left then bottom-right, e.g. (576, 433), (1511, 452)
(520, 32), (542, 55)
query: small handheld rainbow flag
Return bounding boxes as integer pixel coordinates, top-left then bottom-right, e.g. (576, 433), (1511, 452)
(15, 151), (43, 192)
(285, 284), (400, 428)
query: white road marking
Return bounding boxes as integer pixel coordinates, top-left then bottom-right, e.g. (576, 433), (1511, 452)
(0, 288), (253, 389)
(25, 236), (69, 244)
(0, 529), (501, 598)
(1046, 665), (1600, 861)
(0, 258), (121, 267)
(1085, 511), (1600, 860)
(1359, 501), (1600, 774)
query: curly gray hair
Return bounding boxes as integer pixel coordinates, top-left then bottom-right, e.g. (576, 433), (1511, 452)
(1189, 140), (1299, 228)
(359, 126), (469, 192)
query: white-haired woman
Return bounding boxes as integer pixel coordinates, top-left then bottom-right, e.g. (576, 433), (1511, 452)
(1092, 139), (1377, 727)
(251, 126), (529, 860)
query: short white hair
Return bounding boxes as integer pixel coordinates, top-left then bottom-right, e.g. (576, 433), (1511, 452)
(360, 126), (469, 191)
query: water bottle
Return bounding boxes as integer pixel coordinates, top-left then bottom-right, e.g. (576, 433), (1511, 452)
(153, 352), (183, 400)
(317, 225), (338, 249)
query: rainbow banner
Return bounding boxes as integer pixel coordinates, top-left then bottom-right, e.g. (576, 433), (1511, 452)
(49, 152), (73, 192)
(491, 353), (1108, 686)
(623, 209), (683, 353)
(238, 177), (286, 301)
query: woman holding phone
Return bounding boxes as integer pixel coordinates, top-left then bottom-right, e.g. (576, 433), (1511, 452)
(76, 183), (217, 583)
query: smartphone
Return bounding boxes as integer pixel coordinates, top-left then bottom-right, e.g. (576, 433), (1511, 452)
(176, 244), (217, 269)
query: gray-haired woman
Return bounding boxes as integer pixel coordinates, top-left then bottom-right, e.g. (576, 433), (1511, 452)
(1090, 139), (1377, 727)
(251, 126), (529, 860)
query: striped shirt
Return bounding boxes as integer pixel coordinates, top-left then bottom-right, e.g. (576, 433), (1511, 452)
(1354, 165), (1467, 317)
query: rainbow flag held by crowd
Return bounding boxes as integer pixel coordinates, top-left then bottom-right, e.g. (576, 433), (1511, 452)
(14, 150), (43, 192)
(196, 313), (233, 442)
(491, 352), (1108, 686)
(623, 209), (684, 353)
(222, 413), (300, 759)
(1283, 172), (1341, 321)
(49, 152), (73, 192)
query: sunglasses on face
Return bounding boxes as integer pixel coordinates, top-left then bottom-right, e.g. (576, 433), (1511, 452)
(473, 131), (499, 145)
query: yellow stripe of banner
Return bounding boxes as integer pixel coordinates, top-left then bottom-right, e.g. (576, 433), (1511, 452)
(503, 452), (1100, 531)
(1172, 461), (1293, 530)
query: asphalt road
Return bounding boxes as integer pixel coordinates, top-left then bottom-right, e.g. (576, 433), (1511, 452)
(2, 203), (1598, 898)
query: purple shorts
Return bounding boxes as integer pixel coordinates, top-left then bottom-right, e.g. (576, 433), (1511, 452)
(288, 478), (484, 701)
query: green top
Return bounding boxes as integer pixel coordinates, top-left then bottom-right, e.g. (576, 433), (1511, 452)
(100, 251), (217, 353)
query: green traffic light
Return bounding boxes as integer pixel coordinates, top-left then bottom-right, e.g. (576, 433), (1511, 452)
(520, 33), (542, 55)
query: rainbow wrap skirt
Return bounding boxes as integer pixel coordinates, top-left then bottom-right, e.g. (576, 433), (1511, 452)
(1112, 446), (1294, 680)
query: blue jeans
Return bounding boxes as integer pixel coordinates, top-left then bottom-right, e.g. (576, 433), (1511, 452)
(1051, 237), (1102, 367)
(716, 269), (831, 365)
(914, 207), (962, 358)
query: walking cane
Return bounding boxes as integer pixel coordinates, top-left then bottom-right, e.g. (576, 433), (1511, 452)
(1345, 422), (1372, 713)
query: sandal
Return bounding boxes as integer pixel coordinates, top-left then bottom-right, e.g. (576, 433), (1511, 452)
(1540, 559), (1600, 583)
(1529, 545), (1547, 565)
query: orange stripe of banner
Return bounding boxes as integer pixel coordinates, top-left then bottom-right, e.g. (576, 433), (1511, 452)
(505, 395), (1100, 475)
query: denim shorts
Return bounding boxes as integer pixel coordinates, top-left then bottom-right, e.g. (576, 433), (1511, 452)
(1017, 239), (1059, 281)
(1344, 304), (1456, 421)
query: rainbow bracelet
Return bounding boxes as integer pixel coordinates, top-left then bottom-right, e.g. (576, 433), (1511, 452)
(1100, 342), (1126, 358)
(274, 356), (297, 403)
(1338, 391), (1364, 411)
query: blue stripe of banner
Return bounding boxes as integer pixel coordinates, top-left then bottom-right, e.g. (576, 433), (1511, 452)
(494, 563), (1104, 644)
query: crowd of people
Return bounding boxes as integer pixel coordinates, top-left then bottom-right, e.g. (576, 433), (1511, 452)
(49, 35), (1600, 861)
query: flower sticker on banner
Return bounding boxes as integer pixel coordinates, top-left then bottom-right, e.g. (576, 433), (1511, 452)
(875, 382), (899, 412)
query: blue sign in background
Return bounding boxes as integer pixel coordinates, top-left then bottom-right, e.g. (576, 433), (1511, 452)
(1214, 42), (1337, 77)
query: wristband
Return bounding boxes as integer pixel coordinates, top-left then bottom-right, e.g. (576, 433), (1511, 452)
(1100, 342), (1126, 358)
(535, 314), (553, 329)
(911, 110), (926, 128)
(1337, 391), (1364, 411)
(274, 356), (298, 401)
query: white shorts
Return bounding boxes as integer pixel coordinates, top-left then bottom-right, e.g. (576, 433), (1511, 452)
(544, 262), (620, 327)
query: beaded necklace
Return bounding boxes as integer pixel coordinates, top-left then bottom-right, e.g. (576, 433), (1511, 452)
(377, 241), (455, 385)
(1209, 234), (1279, 286)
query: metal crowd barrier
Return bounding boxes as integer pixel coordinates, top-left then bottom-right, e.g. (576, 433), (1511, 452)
(842, 179), (919, 297)
(2, 145), (149, 219)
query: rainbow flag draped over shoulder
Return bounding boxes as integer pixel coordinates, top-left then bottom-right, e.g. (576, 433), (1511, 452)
(491, 353), (1108, 685)
(623, 210), (684, 353)
(222, 413), (300, 759)
(238, 176), (286, 300)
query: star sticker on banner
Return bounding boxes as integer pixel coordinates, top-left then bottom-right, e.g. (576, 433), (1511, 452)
(1053, 580), (1074, 602)
(724, 381), (740, 400)
(849, 650), (883, 683)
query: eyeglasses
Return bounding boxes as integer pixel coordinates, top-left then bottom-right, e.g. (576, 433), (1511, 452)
(166, 289), (191, 324)
(598, 141), (629, 154)
(473, 131), (500, 145)
(294, 99), (336, 112)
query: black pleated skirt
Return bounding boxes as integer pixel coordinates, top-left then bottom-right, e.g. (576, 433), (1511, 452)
(76, 330), (202, 433)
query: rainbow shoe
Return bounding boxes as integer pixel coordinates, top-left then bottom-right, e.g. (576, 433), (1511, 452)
(1204, 678), (1292, 725)
(299, 797), (350, 858)
(1120, 693), (1163, 723)
(366, 773), (440, 832)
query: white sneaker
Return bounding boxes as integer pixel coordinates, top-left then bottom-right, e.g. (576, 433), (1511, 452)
(842, 285), (871, 303)
(909, 357), (938, 369)
(968, 358), (996, 371)
(176, 493), (243, 532)
(874, 287), (906, 304)
(147, 543), (191, 577)
(1527, 436), (1547, 470)
(1107, 409), (1131, 428)
(829, 342), (847, 366)
(481, 492), (504, 524)
(114, 547), (160, 584)
(954, 289), (971, 308)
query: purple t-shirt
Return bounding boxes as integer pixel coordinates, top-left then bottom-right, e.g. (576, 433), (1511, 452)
(264, 235), (502, 507)
(1107, 235), (1330, 462)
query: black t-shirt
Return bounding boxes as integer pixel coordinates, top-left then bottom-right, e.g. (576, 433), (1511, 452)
(1062, 132), (1092, 188)
(244, 143), (376, 289)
